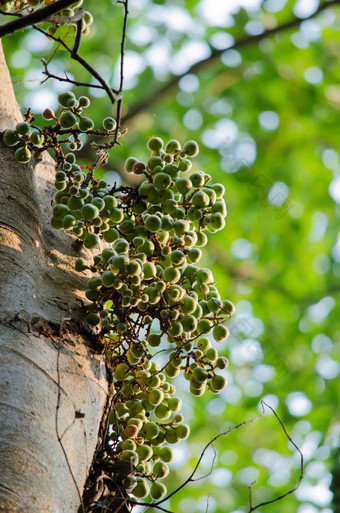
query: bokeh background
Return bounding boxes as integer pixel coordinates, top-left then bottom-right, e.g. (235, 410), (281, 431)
(2, 0), (340, 512)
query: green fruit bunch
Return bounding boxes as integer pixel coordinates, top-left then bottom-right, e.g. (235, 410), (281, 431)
(108, 359), (188, 499)
(3, 121), (45, 163)
(65, 137), (233, 500)
(3, 95), (117, 167)
(7, 124), (233, 503)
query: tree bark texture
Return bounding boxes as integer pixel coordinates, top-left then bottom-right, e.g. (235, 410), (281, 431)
(0, 41), (109, 513)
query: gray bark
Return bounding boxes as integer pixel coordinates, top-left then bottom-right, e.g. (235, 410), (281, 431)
(0, 41), (109, 513)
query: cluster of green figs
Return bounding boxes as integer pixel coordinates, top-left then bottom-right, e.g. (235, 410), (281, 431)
(3, 96), (234, 502)
(2, 90), (115, 164)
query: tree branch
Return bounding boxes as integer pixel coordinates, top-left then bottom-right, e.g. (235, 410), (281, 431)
(123, 0), (340, 124)
(34, 24), (118, 103)
(0, 0), (78, 38)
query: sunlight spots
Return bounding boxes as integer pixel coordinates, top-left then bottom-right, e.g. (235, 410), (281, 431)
(24, 31), (52, 53)
(307, 297), (335, 323)
(312, 254), (331, 274)
(293, 0), (319, 19)
(268, 181), (289, 206)
(245, 20), (265, 35)
(209, 467), (233, 486)
(11, 50), (31, 69)
(264, 0), (288, 13)
(236, 466), (260, 485)
(128, 24), (157, 45)
(231, 238), (254, 259)
(220, 449), (239, 466)
(286, 392), (312, 416)
(260, 394), (280, 412)
(309, 212), (328, 243)
(252, 364), (276, 383)
(296, 475), (333, 506)
(207, 397), (226, 415)
(25, 89), (57, 113)
(316, 355), (340, 379)
(312, 333), (333, 353)
(210, 32), (235, 49)
(304, 66), (323, 85)
(322, 148), (338, 170)
(171, 41), (211, 75)
(258, 110), (280, 131)
(221, 49), (242, 68)
(244, 380), (263, 396)
(329, 176), (340, 203)
(179, 74), (200, 93)
(183, 109), (203, 130)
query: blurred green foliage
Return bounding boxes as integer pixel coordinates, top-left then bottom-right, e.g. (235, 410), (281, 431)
(2, 0), (340, 512)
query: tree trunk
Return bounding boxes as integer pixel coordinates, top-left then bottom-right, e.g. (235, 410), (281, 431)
(0, 41), (109, 513)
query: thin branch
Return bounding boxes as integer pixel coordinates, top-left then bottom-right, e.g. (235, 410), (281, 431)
(40, 58), (120, 94)
(0, 0), (78, 38)
(96, 0), (129, 149)
(72, 15), (83, 56)
(131, 400), (303, 513)
(33, 24), (118, 103)
(133, 404), (266, 510)
(248, 401), (304, 512)
(123, 0), (340, 124)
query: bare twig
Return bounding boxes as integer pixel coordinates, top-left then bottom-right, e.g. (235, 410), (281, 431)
(123, 0), (340, 124)
(0, 0), (79, 37)
(247, 401), (304, 512)
(131, 401), (303, 513)
(41, 58), (120, 94)
(33, 24), (118, 103)
(95, 0), (129, 150)
(72, 15), (83, 56)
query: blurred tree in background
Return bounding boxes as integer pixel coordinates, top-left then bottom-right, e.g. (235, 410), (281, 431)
(2, 0), (340, 512)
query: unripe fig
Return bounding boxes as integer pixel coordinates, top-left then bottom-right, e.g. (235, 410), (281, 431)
(136, 444), (153, 462)
(30, 132), (44, 146)
(175, 423), (190, 439)
(132, 477), (149, 498)
(86, 313), (100, 325)
(3, 129), (21, 146)
(153, 172), (172, 190)
(14, 145), (31, 163)
(153, 461), (169, 478)
(165, 139), (181, 153)
(58, 91), (75, 107)
(83, 232), (100, 249)
(190, 171), (205, 187)
(216, 356), (229, 370)
(212, 324), (230, 342)
(222, 299), (235, 315)
(101, 116), (116, 131)
(159, 447), (173, 462)
(183, 140), (199, 157)
(120, 450), (138, 465)
(210, 374), (227, 392)
(145, 214), (162, 232)
(147, 136), (163, 152)
(79, 96), (91, 108)
(16, 122), (30, 135)
(150, 482), (167, 500)
(79, 116), (94, 131)
(81, 204), (99, 220)
(59, 111), (77, 128)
